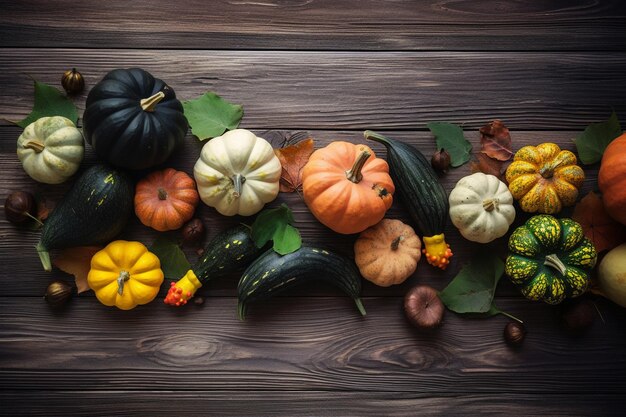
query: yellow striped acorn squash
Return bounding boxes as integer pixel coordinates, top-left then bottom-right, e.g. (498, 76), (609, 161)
(505, 143), (584, 214)
(505, 215), (596, 304)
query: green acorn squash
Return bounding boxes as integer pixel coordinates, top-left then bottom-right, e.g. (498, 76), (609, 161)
(505, 215), (597, 304)
(83, 68), (188, 170)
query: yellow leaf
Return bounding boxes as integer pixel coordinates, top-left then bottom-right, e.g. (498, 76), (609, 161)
(53, 246), (102, 294)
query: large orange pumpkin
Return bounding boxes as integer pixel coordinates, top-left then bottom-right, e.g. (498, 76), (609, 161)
(599, 133), (626, 225)
(302, 141), (394, 234)
(135, 168), (199, 232)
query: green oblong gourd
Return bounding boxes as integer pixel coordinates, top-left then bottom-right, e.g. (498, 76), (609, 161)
(193, 224), (265, 283)
(237, 246), (366, 319)
(505, 214), (597, 304)
(36, 164), (134, 271)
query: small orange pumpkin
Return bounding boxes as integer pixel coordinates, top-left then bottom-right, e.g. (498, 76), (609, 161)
(354, 219), (421, 287)
(302, 141), (395, 234)
(135, 168), (199, 232)
(599, 133), (626, 225)
(505, 143), (584, 214)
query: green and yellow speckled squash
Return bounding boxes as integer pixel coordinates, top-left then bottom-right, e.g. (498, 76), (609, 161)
(505, 215), (597, 304)
(505, 143), (584, 214)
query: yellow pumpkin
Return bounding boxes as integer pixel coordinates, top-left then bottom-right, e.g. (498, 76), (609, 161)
(354, 219), (421, 287)
(505, 143), (584, 214)
(87, 240), (164, 310)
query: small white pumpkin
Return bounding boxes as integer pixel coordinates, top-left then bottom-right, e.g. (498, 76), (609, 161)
(449, 172), (515, 243)
(17, 116), (84, 184)
(193, 129), (282, 216)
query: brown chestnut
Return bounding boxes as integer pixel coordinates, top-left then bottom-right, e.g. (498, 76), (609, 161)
(431, 149), (451, 173)
(503, 321), (526, 347)
(181, 218), (205, 243)
(61, 68), (85, 95)
(4, 191), (37, 224)
(45, 280), (73, 307)
(404, 285), (444, 330)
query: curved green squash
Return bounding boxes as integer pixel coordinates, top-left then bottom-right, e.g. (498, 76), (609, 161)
(36, 164), (134, 271)
(364, 130), (451, 269)
(237, 246), (366, 319)
(164, 224), (265, 306)
(505, 215), (597, 304)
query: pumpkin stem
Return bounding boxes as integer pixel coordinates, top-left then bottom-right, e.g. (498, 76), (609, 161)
(544, 254), (567, 276)
(157, 187), (168, 200)
(345, 150), (371, 183)
(232, 174), (246, 198)
(36, 241), (52, 272)
(116, 270), (131, 295)
(140, 91), (165, 112)
(23, 139), (45, 153)
(482, 198), (499, 212)
(391, 235), (403, 250)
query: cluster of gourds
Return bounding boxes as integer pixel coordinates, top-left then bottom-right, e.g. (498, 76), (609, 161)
(15, 66), (625, 313)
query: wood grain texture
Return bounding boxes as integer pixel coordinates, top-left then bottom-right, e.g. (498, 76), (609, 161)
(1, 297), (625, 393)
(1, 0), (625, 51)
(1, 49), (626, 129)
(0, 127), (600, 298)
(0, 391), (623, 417)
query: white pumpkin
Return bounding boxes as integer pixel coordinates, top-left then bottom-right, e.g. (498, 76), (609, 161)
(193, 129), (282, 216)
(17, 116), (84, 184)
(448, 172), (515, 243)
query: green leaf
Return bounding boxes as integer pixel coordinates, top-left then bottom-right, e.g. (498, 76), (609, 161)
(182, 91), (244, 140)
(428, 122), (472, 167)
(149, 236), (191, 280)
(14, 80), (78, 128)
(251, 204), (302, 255)
(439, 253), (504, 314)
(574, 111), (622, 165)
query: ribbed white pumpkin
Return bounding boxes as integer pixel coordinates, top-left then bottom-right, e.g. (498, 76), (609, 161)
(448, 173), (515, 243)
(193, 129), (282, 216)
(17, 116), (84, 184)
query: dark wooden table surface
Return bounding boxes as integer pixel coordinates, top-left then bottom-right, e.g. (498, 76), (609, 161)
(2, 1), (626, 415)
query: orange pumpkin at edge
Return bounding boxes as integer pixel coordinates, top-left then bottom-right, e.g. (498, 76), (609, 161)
(302, 141), (395, 234)
(134, 168), (200, 232)
(599, 132), (626, 225)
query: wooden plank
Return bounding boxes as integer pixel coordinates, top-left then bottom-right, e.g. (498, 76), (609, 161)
(0, 391), (623, 416)
(1, 0), (625, 51)
(0, 127), (599, 297)
(1, 49), (626, 129)
(1, 297), (625, 393)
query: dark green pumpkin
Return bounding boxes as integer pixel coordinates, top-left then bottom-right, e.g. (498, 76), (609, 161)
(237, 246), (366, 319)
(505, 215), (597, 304)
(83, 68), (188, 170)
(36, 164), (134, 271)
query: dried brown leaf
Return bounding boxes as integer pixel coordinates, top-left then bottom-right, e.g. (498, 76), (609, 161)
(274, 137), (315, 193)
(479, 120), (513, 161)
(53, 246), (102, 294)
(572, 191), (626, 253)
(470, 153), (506, 182)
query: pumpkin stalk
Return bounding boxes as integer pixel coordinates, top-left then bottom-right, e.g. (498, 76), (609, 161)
(391, 235), (403, 251)
(157, 187), (168, 200)
(544, 253), (567, 276)
(116, 270), (131, 295)
(23, 139), (45, 153)
(482, 198), (499, 212)
(232, 174), (246, 198)
(140, 91), (165, 112)
(345, 150), (371, 183)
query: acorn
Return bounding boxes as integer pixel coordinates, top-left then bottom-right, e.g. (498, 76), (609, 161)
(44, 280), (73, 307)
(503, 321), (526, 347)
(431, 149), (451, 173)
(61, 68), (85, 95)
